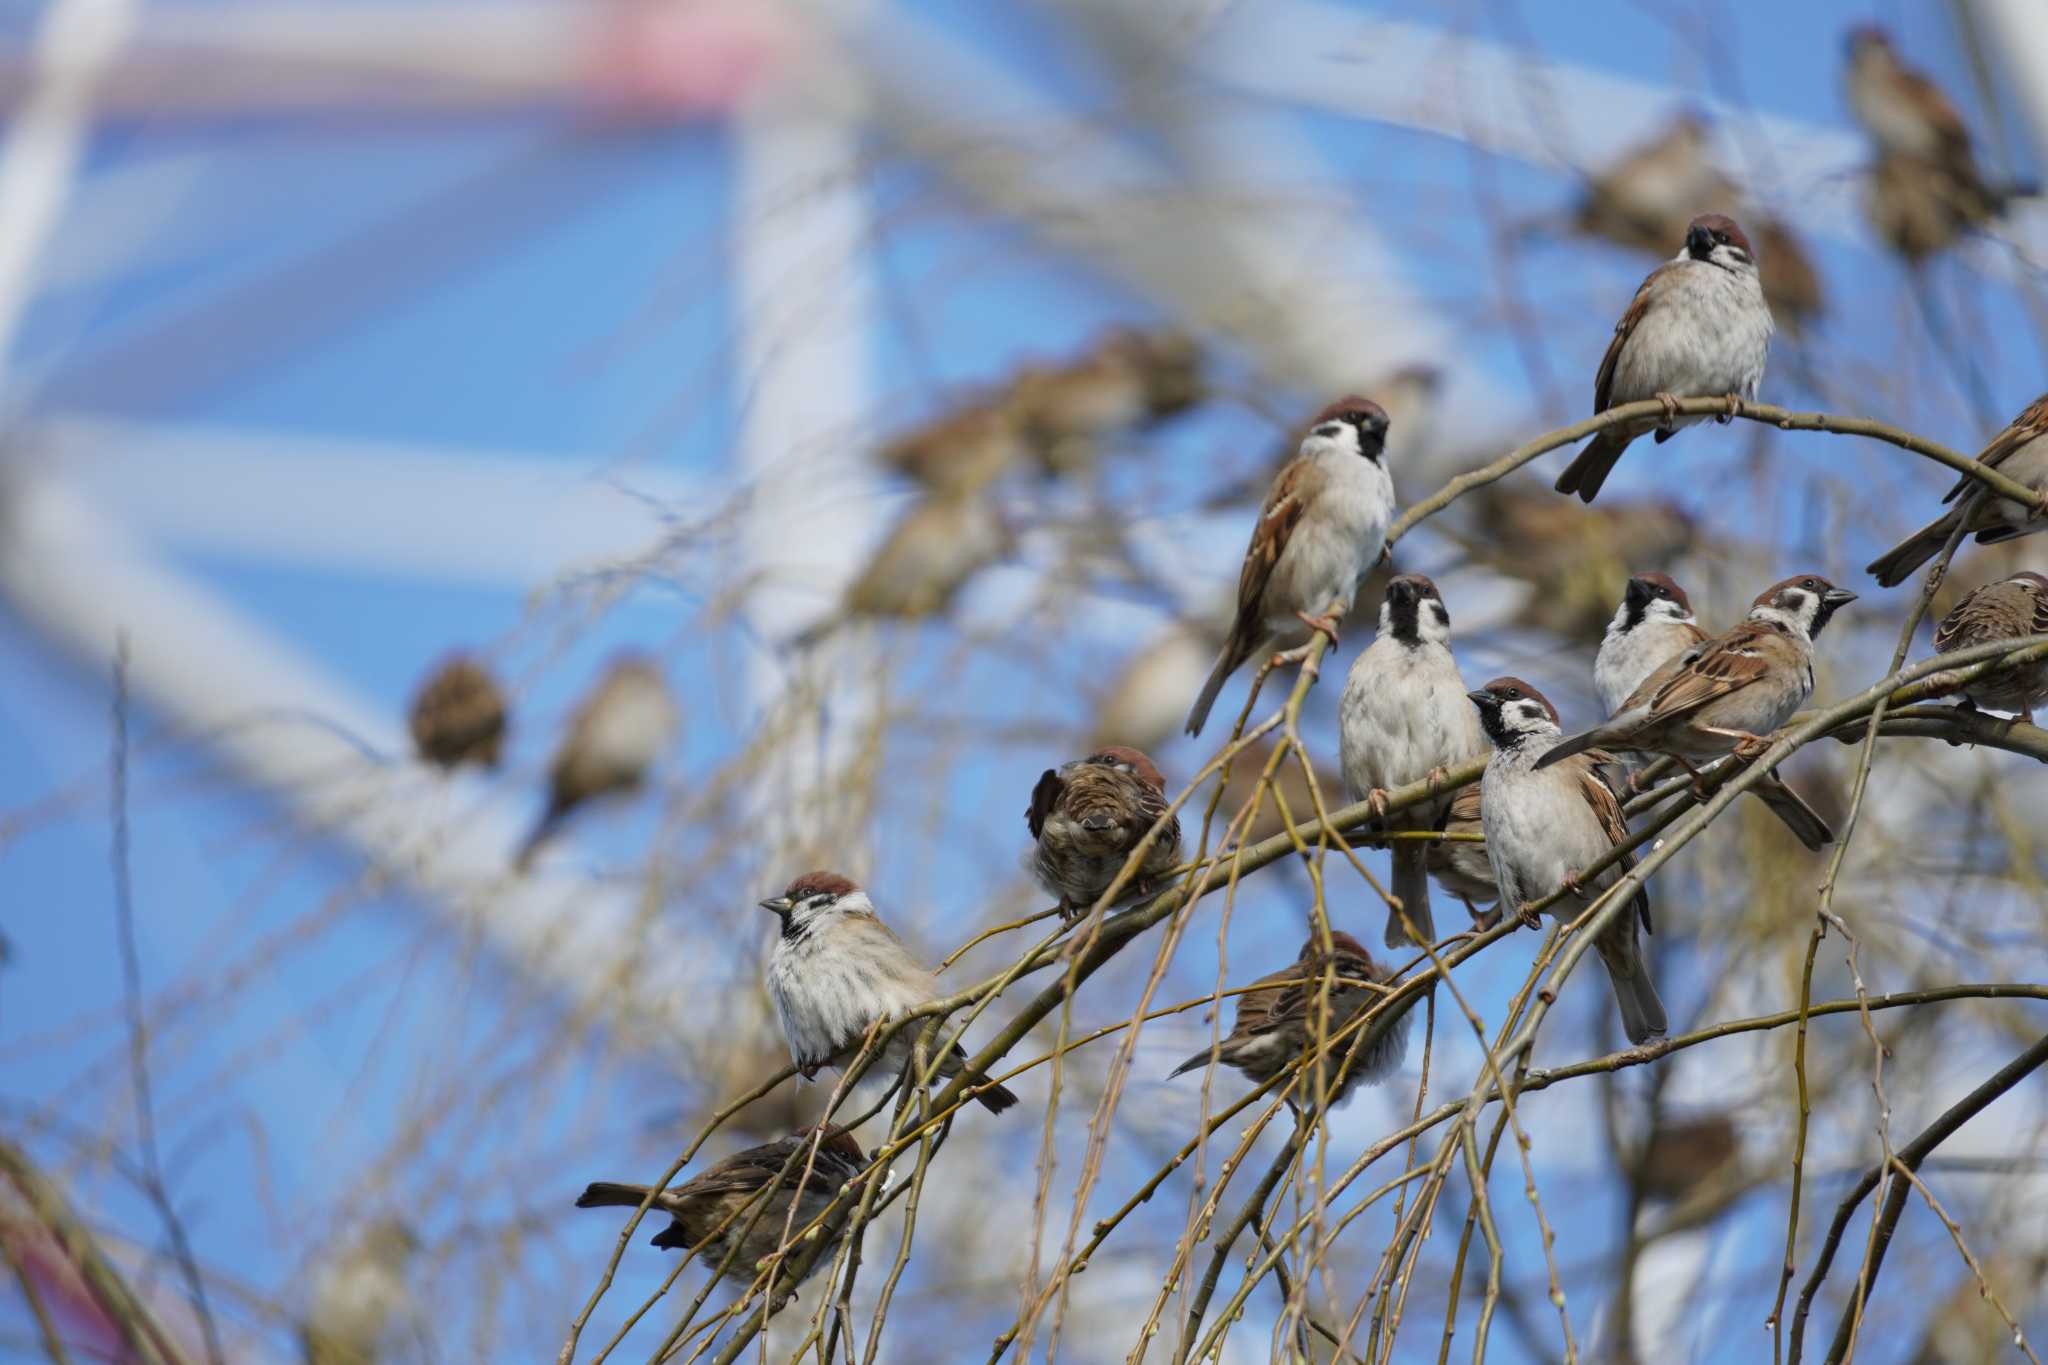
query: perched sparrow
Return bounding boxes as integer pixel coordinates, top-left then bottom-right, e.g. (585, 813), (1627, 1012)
(842, 491), (1006, 620)
(1867, 394), (2048, 586)
(1861, 152), (1973, 262)
(1539, 574), (1856, 772)
(1026, 745), (1182, 920)
(761, 872), (1019, 1114)
(407, 653), (507, 770)
(1425, 782), (1498, 927)
(576, 1128), (864, 1298)
(1553, 213), (1773, 504)
(515, 656), (678, 870)
(1338, 575), (1487, 947)
(1214, 368), (1440, 513)
(1468, 678), (1666, 1045)
(1749, 217), (1826, 335)
(1595, 572), (1836, 851)
(301, 1218), (417, 1365)
(877, 393), (1032, 497)
(1638, 1110), (1740, 1202)
(1012, 327), (1203, 475)
(1930, 571), (2048, 724)
(1574, 113), (1736, 256)
(1167, 931), (1409, 1104)
(1845, 27), (2011, 228)
(1184, 397), (1396, 737)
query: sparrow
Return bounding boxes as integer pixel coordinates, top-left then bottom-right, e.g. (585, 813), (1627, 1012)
(1025, 745), (1182, 920)
(300, 1218), (417, 1365)
(1571, 115), (1824, 333)
(576, 1128), (865, 1298)
(842, 491), (1007, 620)
(1184, 397), (1396, 737)
(1595, 572), (1836, 851)
(1425, 782), (1499, 928)
(515, 655), (678, 870)
(1861, 151), (1973, 262)
(761, 872), (1019, 1114)
(1166, 931), (1410, 1105)
(1338, 575), (1487, 947)
(1463, 485), (1703, 645)
(878, 393), (1032, 497)
(1866, 394), (2048, 587)
(1091, 613), (1227, 754)
(1538, 574), (1857, 773)
(1930, 571), (2048, 725)
(1211, 368), (1440, 513)
(1011, 327), (1204, 475)
(1845, 27), (2015, 230)
(407, 653), (507, 770)
(1638, 1110), (1740, 1202)
(1553, 213), (1773, 504)
(1468, 678), (1667, 1045)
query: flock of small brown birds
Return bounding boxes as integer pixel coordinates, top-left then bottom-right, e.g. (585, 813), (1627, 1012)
(382, 26), (2048, 1320)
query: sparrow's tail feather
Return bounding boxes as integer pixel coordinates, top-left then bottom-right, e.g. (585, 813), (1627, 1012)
(1752, 773), (1835, 851)
(1532, 727), (1612, 771)
(1553, 429), (1633, 503)
(1184, 643), (1242, 738)
(576, 1181), (653, 1210)
(1385, 841), (1436, 948)
(1865, 512), (1959, 587)
(971, 1077), (1020, 1114)
(513, 795), (572, 872)
(1596, 933), (1668, 1046)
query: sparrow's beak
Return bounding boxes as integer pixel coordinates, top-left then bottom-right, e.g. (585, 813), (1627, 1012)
(1465, 689), (1494, 708)
(1685, 224), (1714, 259)
(759, 896), (793, 915)
(1823, 588), (1859, 609)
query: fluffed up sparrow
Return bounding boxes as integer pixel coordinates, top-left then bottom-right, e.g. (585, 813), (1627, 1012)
(1468, 678), (1667, 1045)
(1595, 572), (1836, 851)
(515, 655), (678, 870)
(761, 872), (1019, 1114)
(408, 653), (507, 770)
(1011, 327), (1203, 475)
(301, 1218), (418, 1365)
(843, 491), (1007, 621)
(1867, 394), (2048, 587)
(1846, 27), (2017, 230)
(1339, 574), (1487, 947)
(1185, 397), (1396, 737)
(878, 392), (1031, 497)
(1553, 213), (1773, 504)
(1026, 745), (1182, 920)
(1931, 571), (2048, 725)
(576, 1127), (864, 1299)
(1540, 574), (1856, 773)
(1167, 931), (1409, 1105)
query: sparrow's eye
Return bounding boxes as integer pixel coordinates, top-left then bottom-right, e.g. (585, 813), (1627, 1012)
(1712, 230), (1729, 244)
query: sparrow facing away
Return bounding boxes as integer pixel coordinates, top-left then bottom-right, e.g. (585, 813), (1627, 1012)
(1845, 27), (2013, 230)
(301, 1218), (418, 1365)
(576, 1128), (864, 1299)
(1867, 394), (2048, 587)
(408, 653), (507, 770)
(1539, 574), (1856, 773)
(1595, 572), (1837, 851)
(1026, 745), (1182, 920)
(1931, 571), (2048, 724)
(1167, 931), (1410, 1105)
(878, 392), (1032, 497)
(1185, 397), (1397, 737)
(1554, 213), (1774, 504)
(1338, 575), (1487, 948)
(1468, 678), (1667, 1045)
(515, 656), (678, 870)
(843, 491), (1007, 621)
(761, 872), (1019, 1114)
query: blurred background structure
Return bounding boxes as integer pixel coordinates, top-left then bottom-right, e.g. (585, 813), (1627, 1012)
(2, 0), (2047, 1361)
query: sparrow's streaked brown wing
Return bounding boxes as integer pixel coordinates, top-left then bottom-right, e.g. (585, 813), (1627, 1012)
(1942, 394), (2048, 504)
(1641, 620), (1784, 722)
(1594, 262), (1680, 414)
(1896, 64), (1978, 172)
(1221, 456), (1319, 656)
(1024, 766), (1065, 840)
(1570, 756), (1652, 934)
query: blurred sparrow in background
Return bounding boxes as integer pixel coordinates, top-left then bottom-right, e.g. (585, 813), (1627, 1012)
(1470, 678), (1666, 1045)
(879, 395), (1032, 497)
(1867, 394), (2048, 586)
(1026, 746), (1181, 920)
(1930, 571), (2048, 725)
(842, 491), (1008, 622)
(1554, 214), (1773, 504)
(1185, 397), (1395, 736)
(576, 1127), (864, 1303)
(1541, 575), (1855, 773)
(1845, 27), (2021, 237)
(1339, 575), (1487, 947)
(408, 653), (507, 770)
(1167, 931), (1409, 1105)
(762, 872), (1019, 1114)
(515, 655), (677, 870)
(1011, 326), (1203, 476)
(301, 1217), (418, 1365)
(1637, 1109), (1741, 1203)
